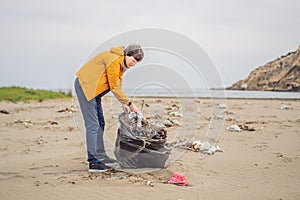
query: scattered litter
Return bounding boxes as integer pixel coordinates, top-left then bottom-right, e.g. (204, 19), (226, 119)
(171, 104), (180, 110)
(225, 110), (234, 115)
(171, 119), (181, 126)
(170, 139), (223, 155)
(168, 173), (188, 186)
(14, 119), (28, 123)
(191, 140), (202, 151)
(169, 139), (193, 148)
(145, 180), (154, 187)
(169, 111), (183, 118)
(227, 123), (257, 132)
(0, 109), (9, 114)
(218, 103), (227, 109)
(280, 104), (289, 110)
(238, 124), (255, 131)
(15, 119), (33, 128)
(199, 141), (212, 152)
(49, 121), (59, 125)
(208, 115), (233, 121)
(193, 141), (223, 155)
(163, 119), (173, 127)
(163, 119), (181, 127)
(57, 107), (74, 113)
(24, 122), (33, 128)
(165, 104), (181, 111)
(227, 124), (241, 132)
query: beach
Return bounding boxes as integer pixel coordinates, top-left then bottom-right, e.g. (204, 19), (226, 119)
(0, 97), (299, 200)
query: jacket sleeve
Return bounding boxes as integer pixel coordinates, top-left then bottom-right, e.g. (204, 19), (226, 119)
(106, 58), (129, 104)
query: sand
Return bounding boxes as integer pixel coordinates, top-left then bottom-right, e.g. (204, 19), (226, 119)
(0, 97), (299, 200)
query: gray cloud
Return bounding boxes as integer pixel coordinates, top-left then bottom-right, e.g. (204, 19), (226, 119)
(0, 0), (299, 89)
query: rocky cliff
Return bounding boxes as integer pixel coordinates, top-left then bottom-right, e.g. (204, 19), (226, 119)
(228, 46), (300, 92)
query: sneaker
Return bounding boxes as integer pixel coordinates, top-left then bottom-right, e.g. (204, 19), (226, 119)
(101, 156), (118, 166)
(88, 162), (112, 173)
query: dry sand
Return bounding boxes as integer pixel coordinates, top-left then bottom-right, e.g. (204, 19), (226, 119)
(0, 97), (299, 200)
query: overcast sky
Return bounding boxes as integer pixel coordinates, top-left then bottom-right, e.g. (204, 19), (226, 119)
(1, 0), (299, 90)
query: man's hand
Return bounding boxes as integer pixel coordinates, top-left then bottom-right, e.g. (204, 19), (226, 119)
(129, 103), (139, 113)
(122, 102), (139, 113)
(122, 104), (130, 113)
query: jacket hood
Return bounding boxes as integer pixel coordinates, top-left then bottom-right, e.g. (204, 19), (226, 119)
(110, 46), (124, 56)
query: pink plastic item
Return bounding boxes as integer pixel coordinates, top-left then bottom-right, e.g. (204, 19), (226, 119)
(168, 173), (188, 186)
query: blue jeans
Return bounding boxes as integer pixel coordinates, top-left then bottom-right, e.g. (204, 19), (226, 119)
(74, 78), (110, 164)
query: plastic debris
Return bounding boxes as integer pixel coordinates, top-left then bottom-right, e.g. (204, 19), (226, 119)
(218, 103), (227, 109)
(23, 122), (33, 128)
(163, 119), (181, 127)
(15, 119), (33, 128)
(163, 119), (174, 127)
(168, 173), (188, 186)
(170, 139), (223, 155)
(170, 139), (193, 149)
(239, 124), (255, 131)
(169, 112), (183, 117)
(0, 109), (9, 114)
(49, 121), (59, 125)
(192, 140), (202, 150)
(171, 119), (181, 126)
(193, 140), (223, 155)
(57, 107), (75, 113)
(128, 112), (143, 128)
(165, 104), (182, 111)
(145, 180), (154, 187)
(227, 124), (241, 132)
(280, 104), (289, 110)
(200, 141), (212, 151)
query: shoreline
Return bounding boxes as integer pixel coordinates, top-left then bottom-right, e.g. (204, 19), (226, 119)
(124, 96), (300, 100)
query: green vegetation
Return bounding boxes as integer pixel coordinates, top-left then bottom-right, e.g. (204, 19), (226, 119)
(0, 86), (72, 103)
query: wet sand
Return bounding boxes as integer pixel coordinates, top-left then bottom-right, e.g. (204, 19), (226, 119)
(0, 97), (299, 200)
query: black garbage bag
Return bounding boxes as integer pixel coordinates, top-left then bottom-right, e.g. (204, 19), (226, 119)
(114, 112), (171, 169)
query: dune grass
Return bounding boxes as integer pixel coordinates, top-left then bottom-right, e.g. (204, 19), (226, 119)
(0, 86), (72, 103)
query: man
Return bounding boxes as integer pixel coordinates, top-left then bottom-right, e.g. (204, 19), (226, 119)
(74, 44), (144, 172)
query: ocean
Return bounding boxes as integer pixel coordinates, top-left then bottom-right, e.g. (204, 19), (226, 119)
(121, 88), (300, 99)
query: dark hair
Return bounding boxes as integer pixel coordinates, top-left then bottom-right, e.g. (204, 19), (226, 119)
(124, 44), (144, 62)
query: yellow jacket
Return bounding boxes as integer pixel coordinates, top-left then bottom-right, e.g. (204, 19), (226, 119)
(76, 46), (129, 104)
